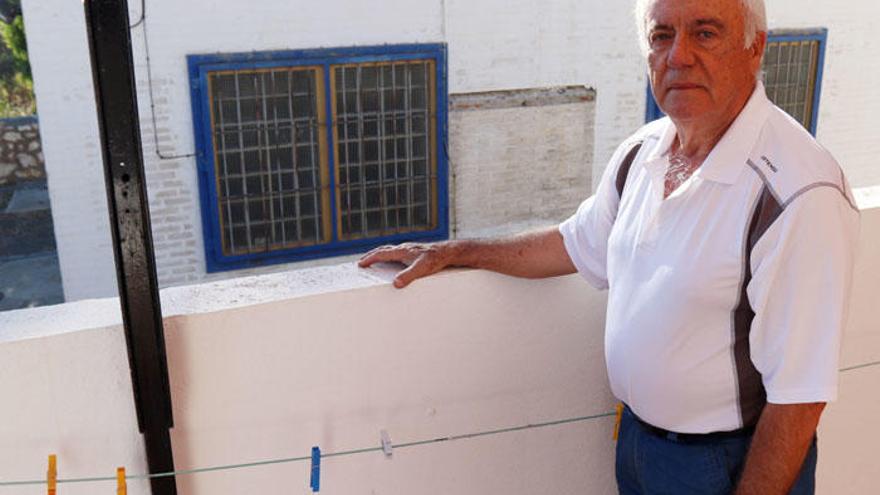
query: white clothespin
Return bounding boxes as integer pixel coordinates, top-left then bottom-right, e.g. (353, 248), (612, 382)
(380, 430), (393, 458)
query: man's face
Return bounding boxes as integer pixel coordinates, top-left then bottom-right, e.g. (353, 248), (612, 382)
(645, 0), (765, 123)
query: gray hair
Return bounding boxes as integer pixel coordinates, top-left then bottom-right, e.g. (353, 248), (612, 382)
(634, 0), (767, 53)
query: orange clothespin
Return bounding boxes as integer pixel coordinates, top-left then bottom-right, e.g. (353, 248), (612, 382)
(116, 467), (127, 495)
(613, 403), (624, 440)
(47, 454), (57, 495)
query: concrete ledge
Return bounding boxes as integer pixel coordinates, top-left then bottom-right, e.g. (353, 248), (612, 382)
(0, 261), (398, 343)
(854, 184), (880, 209)
(450, 85), (596, 111)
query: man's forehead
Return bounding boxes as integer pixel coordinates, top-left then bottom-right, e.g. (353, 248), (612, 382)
(646, 0), (744, 26)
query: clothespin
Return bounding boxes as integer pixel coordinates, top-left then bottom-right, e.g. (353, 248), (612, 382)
(380, 430), (393, 458)
(116, 467), (127, 495)
(47, 454), (57, 495)
(613, 403), (624, 440)
(309, 446), (321, 492)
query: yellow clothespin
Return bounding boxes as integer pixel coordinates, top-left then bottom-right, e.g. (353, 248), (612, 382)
(47, 454), (57, 495)
(613, 403), (624, 440)
(116, 467), (127, 495)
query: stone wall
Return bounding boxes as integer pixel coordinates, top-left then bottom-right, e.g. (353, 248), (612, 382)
(450, 86), (596, 238)
(0, 115), (43, 185)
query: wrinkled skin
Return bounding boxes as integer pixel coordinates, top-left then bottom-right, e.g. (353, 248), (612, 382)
(645, 0), (765, 146)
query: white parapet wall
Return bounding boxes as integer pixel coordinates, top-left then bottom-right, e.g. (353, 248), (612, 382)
(0, 194), (878, 494)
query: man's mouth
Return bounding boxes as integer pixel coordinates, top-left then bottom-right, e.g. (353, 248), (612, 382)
(667, 83), (703, 90)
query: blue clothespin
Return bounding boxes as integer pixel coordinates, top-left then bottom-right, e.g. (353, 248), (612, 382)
(310, 446), (321, 492)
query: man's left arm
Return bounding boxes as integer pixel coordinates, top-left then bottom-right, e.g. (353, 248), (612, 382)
(734, 402), (825, 495)
(738, 183), (860, 495)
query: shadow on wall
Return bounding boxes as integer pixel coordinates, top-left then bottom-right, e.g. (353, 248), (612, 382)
(0, 115), (63, 311)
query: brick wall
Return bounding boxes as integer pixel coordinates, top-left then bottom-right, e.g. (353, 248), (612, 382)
(449, 87), (595, 238)
(135, 71), (203, 288)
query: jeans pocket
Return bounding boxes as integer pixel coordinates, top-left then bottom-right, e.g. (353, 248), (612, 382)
(639, 435), (735, 495)
(616, 409), (642, 494)
(714, 437), (752, 492)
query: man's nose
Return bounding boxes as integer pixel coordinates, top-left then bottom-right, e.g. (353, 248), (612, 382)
(667, 33), (696, 68)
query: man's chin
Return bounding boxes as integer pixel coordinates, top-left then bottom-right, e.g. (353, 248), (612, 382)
(661, 86), (714, 111)
(660, 100), (711, 121)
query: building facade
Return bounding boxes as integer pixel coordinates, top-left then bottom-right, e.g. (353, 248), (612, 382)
(22, 0), (880, 301)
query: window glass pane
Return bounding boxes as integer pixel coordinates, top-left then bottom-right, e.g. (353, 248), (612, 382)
(333, 60), (437, 239)
(761, 38), (820, 132)
(209, 67), (325, 255)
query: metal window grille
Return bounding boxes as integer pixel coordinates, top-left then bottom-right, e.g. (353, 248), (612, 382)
(192, 45), (448, 271)
(207, 60), (438, 254)
(762, 38), (822, 131)
(208, 67), (331, 256)
(332, 61), (438, 240)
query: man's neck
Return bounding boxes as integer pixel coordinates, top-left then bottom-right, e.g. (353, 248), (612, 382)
(671, 118), (731, 161)
(670, 83), (756, 161)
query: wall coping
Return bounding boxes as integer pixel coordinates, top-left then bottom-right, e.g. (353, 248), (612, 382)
(0, 261), (405, 344)
(1, 185), (878, 345)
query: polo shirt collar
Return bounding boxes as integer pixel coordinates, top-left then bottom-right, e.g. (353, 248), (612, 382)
(642, 81), (772, 185)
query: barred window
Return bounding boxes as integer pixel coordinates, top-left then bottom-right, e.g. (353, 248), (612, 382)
(190, 45), (448, 272)
(762, 30), (827, 133)
(209, 67), (330, 255)
(333, 62), (436, 239)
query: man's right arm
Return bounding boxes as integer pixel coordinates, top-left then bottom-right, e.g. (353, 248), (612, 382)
(357, 225), (576, 288)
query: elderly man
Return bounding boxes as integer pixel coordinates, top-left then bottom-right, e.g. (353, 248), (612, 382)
(359, 0), (859, 493)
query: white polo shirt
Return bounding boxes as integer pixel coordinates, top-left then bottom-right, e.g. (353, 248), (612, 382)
(560, 82), (860, 434)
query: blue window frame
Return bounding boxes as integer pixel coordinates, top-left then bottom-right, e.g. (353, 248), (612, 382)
(645, 29), (828, 136)
(188, 44), (449, 272)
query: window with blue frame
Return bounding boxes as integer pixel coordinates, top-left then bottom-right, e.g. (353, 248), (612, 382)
(188, 44), (448, 272)
(645, 28), (827, 135)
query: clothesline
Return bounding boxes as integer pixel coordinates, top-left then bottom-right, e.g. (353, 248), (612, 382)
(1, 358), (877, 488)
(0, 411), (618, 487)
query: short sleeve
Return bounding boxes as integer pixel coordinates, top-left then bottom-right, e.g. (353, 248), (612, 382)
(747, 186), (860, 404)
(558, 141), (638, 290)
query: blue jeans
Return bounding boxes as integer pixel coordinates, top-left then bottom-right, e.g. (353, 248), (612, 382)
(616, 406), (818, 494)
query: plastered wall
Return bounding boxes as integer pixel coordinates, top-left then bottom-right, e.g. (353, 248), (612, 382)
(0, 197), (877, 494)
(0, 264), (617, 494)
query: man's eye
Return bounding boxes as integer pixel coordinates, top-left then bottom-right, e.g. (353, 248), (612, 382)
(650, 33), (672, 44)
(697, 30), (717, 40)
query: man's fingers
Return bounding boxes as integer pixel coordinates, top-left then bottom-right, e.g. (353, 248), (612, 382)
(358, 246), (408, 267)
(358, 243), (446, 287)
(393, 256), (438, 288)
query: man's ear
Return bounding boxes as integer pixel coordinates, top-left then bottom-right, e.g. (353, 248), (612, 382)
(751, 31), (767, 61)
(749, 31), (767, 76)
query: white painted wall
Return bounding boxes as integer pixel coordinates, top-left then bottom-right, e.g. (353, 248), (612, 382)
(22, 0), (880, 301)
(0, 196), (878, 494)
(21, 0), (120, 301)
(765, 1), (880, 190)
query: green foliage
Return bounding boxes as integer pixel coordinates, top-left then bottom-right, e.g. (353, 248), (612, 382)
(0, 72), (32, 117)
(0, 13), (33, 117)
(0, 15), (28, 81)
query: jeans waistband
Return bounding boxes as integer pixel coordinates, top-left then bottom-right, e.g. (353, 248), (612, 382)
(625, 405), (756, 444)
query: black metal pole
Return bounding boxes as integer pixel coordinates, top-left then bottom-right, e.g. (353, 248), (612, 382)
(82, 1), (177, 493)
